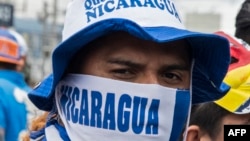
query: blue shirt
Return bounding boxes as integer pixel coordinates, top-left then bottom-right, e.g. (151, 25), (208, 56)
(0, 70), (32, 141)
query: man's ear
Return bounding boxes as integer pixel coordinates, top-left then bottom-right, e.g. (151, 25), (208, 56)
(185, 125), (202, 141)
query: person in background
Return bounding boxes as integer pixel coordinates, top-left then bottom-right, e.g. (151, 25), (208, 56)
(0, 28), (36, 141)
(7, 29), (30, 77)
(235, 0), (250, 45)
(27, 0), (230, 141)
(184, 31), (250, 141)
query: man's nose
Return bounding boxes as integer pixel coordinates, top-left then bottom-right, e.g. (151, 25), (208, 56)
(138, 73), (159, 84)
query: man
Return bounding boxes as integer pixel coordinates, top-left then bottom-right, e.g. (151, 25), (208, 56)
(27, 0), (230, 141)
(8, 28), (29, 73)
(0, 28), (32, 141)
(235, 0), (250, 44)
(184, 31), (250, 141)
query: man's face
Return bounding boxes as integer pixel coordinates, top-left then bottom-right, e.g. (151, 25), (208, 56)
(77, 31), (191, 89)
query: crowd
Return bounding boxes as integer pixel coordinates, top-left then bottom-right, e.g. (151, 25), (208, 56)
(0, 0), (249, 141)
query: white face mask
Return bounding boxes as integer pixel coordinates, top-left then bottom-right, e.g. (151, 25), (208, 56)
(55, 74), (191, 141)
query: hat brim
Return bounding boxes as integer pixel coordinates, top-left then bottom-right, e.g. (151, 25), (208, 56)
(215, 88), (250, 114)
(28, 18), (230, 111)
(0, 56), (22, 65)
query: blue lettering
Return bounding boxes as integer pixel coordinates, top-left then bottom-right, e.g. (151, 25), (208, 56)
(154, 0), (164, 10)
(172, 3), (181, 22)
(91, 91), (102, 128)
(84, 0), (181, 24)
(146, 99), (160, 134)
(79, 89), (90, 125)
(97, 4), (104, 16)
(71, 88), (80, 123)
(117, 0), (129, 9)
(118, 94), (131, 132)
(85, 0), (93, 10)
(86, 8), (97, 23)
(103, 93), (116, 130)
(164, 0), (174, 15)
(65, 86), (73, 121)
(104, 0), (115, 12)
(60, 85), (68, 116)
(132, 97), (147, 134)
(130, 0), (143, 7)
(144, 0), (156, 8)
(92, 0), (104, 5)
(60, 86), (161, 135)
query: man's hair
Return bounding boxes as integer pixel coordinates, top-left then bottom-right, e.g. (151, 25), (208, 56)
(189, 102), (230, 139)
(235, 0), (250, 44)
(0, 62), (17, 70)
(235, 27), (250, 45)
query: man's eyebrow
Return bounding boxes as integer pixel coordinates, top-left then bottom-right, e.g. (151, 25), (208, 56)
(160, 64), (190, 71)
(107, 58), (144, 68)
(107, 58), (190, 70)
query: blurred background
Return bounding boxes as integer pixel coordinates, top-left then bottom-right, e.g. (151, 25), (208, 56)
(0, 0), (245, 86)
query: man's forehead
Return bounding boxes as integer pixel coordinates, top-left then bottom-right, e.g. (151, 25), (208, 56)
(83, 31), (191, 65)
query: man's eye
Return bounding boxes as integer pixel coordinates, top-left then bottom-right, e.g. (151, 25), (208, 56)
(112, 69), (131, 74)
(162, 72), (182, 83)
(111, 69), (135, 79)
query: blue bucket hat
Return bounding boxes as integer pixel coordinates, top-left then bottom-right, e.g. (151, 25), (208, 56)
(28, 0), (230, 111)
